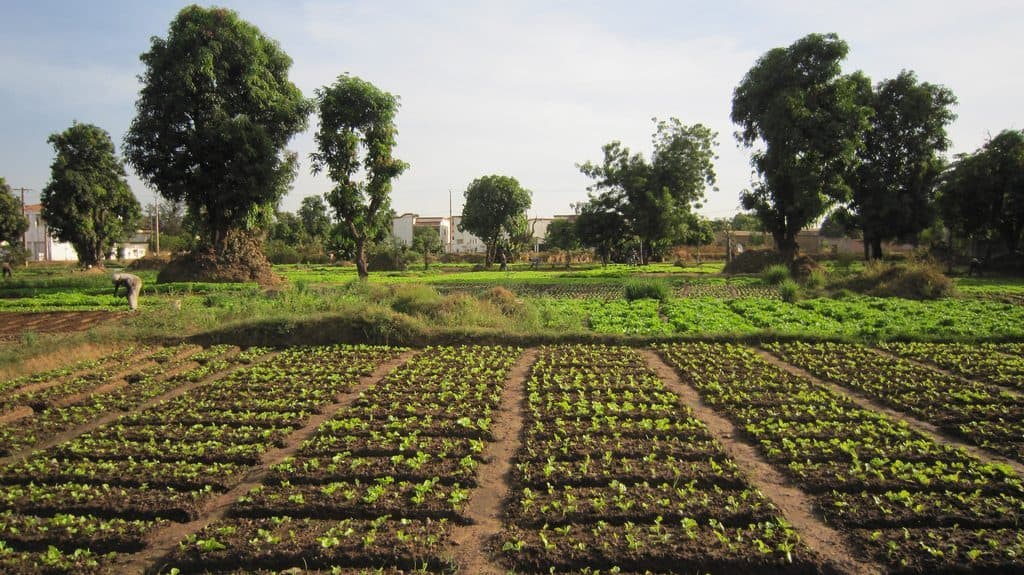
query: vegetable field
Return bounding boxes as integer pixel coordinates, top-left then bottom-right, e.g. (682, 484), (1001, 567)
(1, 341), (1024, 573)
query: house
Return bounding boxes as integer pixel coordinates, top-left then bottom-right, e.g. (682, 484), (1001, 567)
(392, 213), (569, 255)
(22, 204), (77, 262)
(117, 232), (151, 260)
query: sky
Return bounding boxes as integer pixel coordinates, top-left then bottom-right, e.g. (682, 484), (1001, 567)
(2, 1), (1022, 222)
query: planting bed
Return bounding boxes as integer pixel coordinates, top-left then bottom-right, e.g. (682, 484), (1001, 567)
(766, 342), (1024, 462)
(500, 344), (828, 574)
(0, 344), (401, 574)
(657, 342), (1024, 573)
(160, 345), (522, 573)
(879, 341), (1024, 391)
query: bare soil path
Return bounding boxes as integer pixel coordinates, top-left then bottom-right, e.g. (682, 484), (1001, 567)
(755, 347), (1024, 478)
(0, 347), (248, 468)
(446, 348), (536, 575)
(642, 350), (882, 575)
(117, 349), (418, 575)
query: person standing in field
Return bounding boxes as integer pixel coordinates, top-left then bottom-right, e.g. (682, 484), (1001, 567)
(112, 272), (142, 310)
(1, 263), (11, 279)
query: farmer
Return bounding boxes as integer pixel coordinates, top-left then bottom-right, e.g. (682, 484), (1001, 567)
(498, 247), (508, 271)
(1, 262), (11, 279)
(968, 257), (984, 277)
(112, 272), (142, 310)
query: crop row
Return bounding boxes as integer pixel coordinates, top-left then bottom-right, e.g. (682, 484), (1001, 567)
(0, 345), (149, 397)
(657, 343), (1024, 573)
(766, 342), (1024, 463)
(161, 345), (522, 574)
(879, 341), (1024, 391)
(0, 344), (401, 574)
(500, 344), (823, 574)
(0, 344), (240, 457)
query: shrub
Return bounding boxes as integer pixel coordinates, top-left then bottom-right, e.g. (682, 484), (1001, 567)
(804, 269), (827, 290)
(388, 284), (444, 316)
(762, 264), (790, 285)
(624, 279), (670, 301)
(778, 278), (800, 302)
(841, 261), (954, 300)
(482, 286), (521, 315)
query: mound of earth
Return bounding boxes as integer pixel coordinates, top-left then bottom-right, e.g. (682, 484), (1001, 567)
(157, 232), (279, 286)
(724, 249), (821, 279)
(126, 254), (171, 271)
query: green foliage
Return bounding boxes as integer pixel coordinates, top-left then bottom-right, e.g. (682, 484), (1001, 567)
(579, 118), (718, 260)
(312, 74), (407, 278)
(42, 123), (141, 267)
(459, 175), (532, 267)
(842, 261), (954, 300)
(298, 195), (332, 242)
(125, 5), (311, 254)
(732, 33), (872, 261)
(849, 71), (957, 258)
(0, 178), (29, 245)
(762, 264), (790, 285)
(624, 279), (670, 302)
(778, 278), (800, 302)
(939, 129), (1024, 253)
(575, 196), (628, 266)
(804, 269), (828, 290)
(543, 219), (579, 252)
(411, 226), (443, 270)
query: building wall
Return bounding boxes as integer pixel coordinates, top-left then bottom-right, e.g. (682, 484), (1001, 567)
(392, 213), (417, 246)
(24, 208), (77, 262)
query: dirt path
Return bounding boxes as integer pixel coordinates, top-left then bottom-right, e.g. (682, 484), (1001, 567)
(445, 348), (536, 575)
(116, 349), (418, 575)
(755, 347), (1024, 478)
(642, 350), (881, 575)
(0, 311), (122, 340)
(0, 347), (248, 468)
(872, 346), (1024, 399)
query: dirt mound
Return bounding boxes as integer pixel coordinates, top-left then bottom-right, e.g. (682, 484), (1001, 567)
(126, 254), (171, 271)
(724, 249), (787, 274)
(157, 232), (278, 286)
(841, 262), (954, 300)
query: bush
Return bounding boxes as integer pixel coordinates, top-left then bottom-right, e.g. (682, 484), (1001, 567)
(388, 284), (444, 316)
(624, 279), (670, 302)
(804, 269), (827, 290)
(778, 278), (800, 302)
(762, 264), (790, 285)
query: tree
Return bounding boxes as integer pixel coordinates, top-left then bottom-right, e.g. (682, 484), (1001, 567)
(124, 5), (310, 262)
(684, 216), (715, 263)
(411, 226), (443, 270)
(0, 178), (28, 248)
(849, 71), (957, 259)
(579, 118), (717, 263)
(732, 33), (872, 263)
(729, 211), (762, 232)
(543, 218), (580, 267)
(459, 175), (532, 267)
(269, 211), (305, 245)
(575, 195), (628, 266)
(298, 195), (332, 243)
(311, 75), (407, 279)
(41, 123), (141, 268)
(939, 130), (1024, 255)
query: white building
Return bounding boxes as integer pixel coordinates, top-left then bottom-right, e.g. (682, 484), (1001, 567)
(23, 204), (77, 262)
(392, 213), (574, 255)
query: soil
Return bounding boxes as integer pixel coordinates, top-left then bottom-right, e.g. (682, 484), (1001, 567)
(445, 348), (536, 575)
(641, 350), (882, 575)
(0, 311), (122, 340)
(156, 232), (279, 286)
(113, 349), (418, 575)
(755, 347), (1024, 478)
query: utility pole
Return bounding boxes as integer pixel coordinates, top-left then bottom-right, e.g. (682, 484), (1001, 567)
(448, 188), (453, 254)
(13, 188), (30, 254)
(154, 202), (160, 255)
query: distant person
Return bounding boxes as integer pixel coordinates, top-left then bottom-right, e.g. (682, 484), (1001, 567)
(968, 257), (984, 277)
(1, 262), (11, 279)
(112, 272), (143, 310)
(498, 248), (508, 271)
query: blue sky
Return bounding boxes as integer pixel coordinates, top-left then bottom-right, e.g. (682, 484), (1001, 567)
(2, 1), (1021, 221)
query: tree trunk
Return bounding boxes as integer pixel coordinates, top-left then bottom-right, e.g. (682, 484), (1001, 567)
(355, 237), (369, 279)
(485, 243), (494, 268)
(774, 229), (798, 265)
(871, 237), (884, 260)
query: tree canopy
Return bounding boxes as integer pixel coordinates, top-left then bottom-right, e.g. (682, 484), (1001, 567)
(0, 178), (28, 249)
(939, 129), (1024, 255)
(42, 123), (141, 267)
(411, 226), (443, 270)
(459, 175), (532, 267)
(579, 119), (717, 262)
(575, 195), (628, 266)
(124, 5), (310, 257)
(732, 33), (872, 262)
(311, 74), (407, 278)
(849, 70), (957, 258)
(298, 195), (332, 243)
